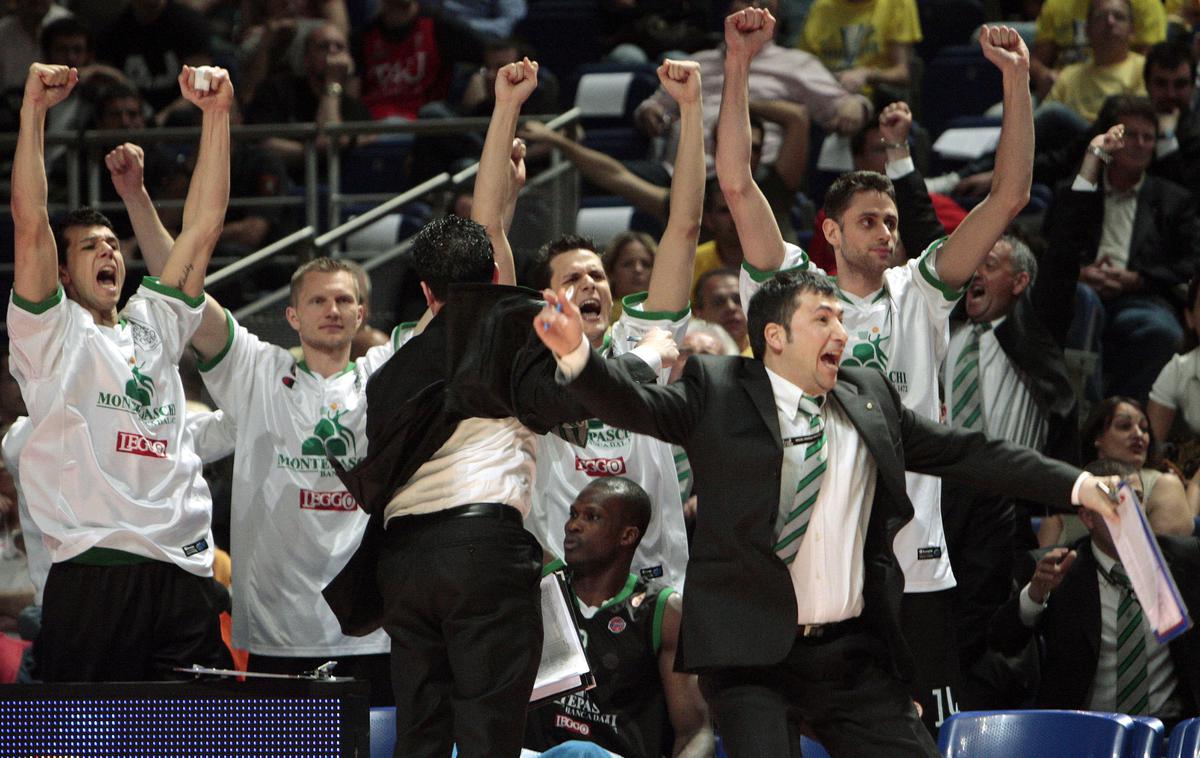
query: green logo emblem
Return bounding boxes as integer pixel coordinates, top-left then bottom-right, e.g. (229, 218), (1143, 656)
(301, 406), (357, 457)
(841, 326), (889, 371)
(124, 365), (156, 408)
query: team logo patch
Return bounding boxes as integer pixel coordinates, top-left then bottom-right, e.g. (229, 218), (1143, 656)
(575, 456), (627, 477)
(299, 490), (359, 511)
(282, 376), (295, 388)
(843, 325), (889, 372)
(116, 431), (168, 459)
(607, 617), (627, 634)
(554, 714), (590, 737)
(182, 538), (209, 557)
(126, 317), (161, 351)
(302, 406), (358, 457)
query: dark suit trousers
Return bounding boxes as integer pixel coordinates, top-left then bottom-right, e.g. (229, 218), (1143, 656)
(376, 508), (543, 758)
(702, 628), (939, 758)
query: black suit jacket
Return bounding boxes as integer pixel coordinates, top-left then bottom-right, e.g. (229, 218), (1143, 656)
(565, 352), (1081, 679)
(989, 536), (1200, 714)
(322, 283), (653, 636)
(1045, 175), (1200, 304)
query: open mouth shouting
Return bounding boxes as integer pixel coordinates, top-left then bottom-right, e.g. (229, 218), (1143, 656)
(578, 297), (605, 325)
(96, 264), (120, 296)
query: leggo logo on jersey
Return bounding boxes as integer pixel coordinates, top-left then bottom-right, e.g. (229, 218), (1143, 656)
(554, 714), (590, 737)
(115, 431), (168, 459)
(299, 490), (359, 511)
(575, 456), (627, 477)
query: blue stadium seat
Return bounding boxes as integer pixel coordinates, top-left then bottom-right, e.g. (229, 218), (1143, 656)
(939, 710), (1133, 758)
(340, 136), (417, 196)
(516, 0), (603, 84)
(1168, 717), (1200, 758)
(800, 735), (832, 757)
(571, 63), (660, 161)
(1127, 716), (1165, 758)
(369, 706), (396, 758)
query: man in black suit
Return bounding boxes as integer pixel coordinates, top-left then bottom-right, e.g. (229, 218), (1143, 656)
(989, 477), (1200, 728)
(534, 269), (1122, 757)
(1045, 99), (1200, 400)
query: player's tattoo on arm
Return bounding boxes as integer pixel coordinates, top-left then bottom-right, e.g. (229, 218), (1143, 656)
(173, 263), (194, 290)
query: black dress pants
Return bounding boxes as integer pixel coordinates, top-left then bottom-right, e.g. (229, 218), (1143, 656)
(376, 505), (543, 758)
(703, 627), (939, 758)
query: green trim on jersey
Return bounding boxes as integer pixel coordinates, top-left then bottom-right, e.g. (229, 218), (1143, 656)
(297, 359), (356, 379)
(392, 321), (418, 349)
(621, 292), (690, 322)
(196, 309), (236, 373)
(916, 237), (966, 302)
(835, 281), (889, 305)
(70, 547), (157, 566)
(542, 558), (566, 578)
(651, 586), (677, 654)
(142, 276), (205, 308)
(741, 251), (811, 283)
(597, 331), (612, 356)
(11, 285), (64, 314)
(599, 573), (639, 612)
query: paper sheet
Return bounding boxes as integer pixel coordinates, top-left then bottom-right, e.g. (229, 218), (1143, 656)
(932, 127), (1002, 160)
(1105, 482), (1192, 644)
(530, 571), (594, 704)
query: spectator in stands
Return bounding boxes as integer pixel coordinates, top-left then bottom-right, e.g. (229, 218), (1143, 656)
(1149, 278), (1200, 456)
(352, 0), (484, 120)
(525, 59), (704, 596)
(94, 82), (148, 131)
(1143, 41), (1200, 197)
(1041, 0), (1148, 134)
(1044, 113), (1200, 401)
(990, 457), (1200, 730)
(524, 478), (713, 758)
(1040, 397), (1193, 545)
(1032, 0), (1165, 98)
(234, 0), (350, 106)
(807, 104), (966, 273)
(420, 0), (527, 39)
(692, 268), (748, 355)
(96, 0), (214, 117)
(632, 0), (870, 179)
(246, 22), (370, 176)
(343, 260), (393, 359)
(797, 0), (922, 103)
(10, 62), (233, 682)
(0, 0), (71, 92)
(725, 11), (1037, 733)
(603, 231), (657, 306)
(599, 0), (715, 64)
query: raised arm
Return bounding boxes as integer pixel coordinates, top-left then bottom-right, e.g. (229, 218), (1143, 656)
(158, 66), (233, 300)
(716, 7), (787, 273)
(930, 26), (1033, 290)
(658, 593), (714, 757)
(107, 143), (175, 271)
(644, 60), (703, 314)
(878, 101), (944, 258)
(12, 64), (78, 304)
(471, 56), (538, 286)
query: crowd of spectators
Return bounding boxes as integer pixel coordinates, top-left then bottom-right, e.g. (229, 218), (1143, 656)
(5, 0), (1200, 755)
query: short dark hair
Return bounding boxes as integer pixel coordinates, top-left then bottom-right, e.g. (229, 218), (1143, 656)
(850, 117), (882, 157)
(693, 267), (739, 309)
(586, 476), (652, 541)
(54, 207), (114, 265)
(411, 215), (495, 301)
(1145, 40), (1197, 80)
(41, 15), (92, 58)
(746, 269), (838, 359)
(531, 234), (599, 290)
(1092, 94), (1158, 137)
(823, 171), (895, 225)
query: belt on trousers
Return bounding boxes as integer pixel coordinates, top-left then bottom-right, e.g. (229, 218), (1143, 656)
(388, 502), (522, 530)
(796, 615), (864, 641)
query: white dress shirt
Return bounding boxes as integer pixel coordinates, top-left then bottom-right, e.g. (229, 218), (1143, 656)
(1070, 173), (1145, 270)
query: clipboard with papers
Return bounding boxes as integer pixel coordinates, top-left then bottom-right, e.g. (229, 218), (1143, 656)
(530, 570), (596, 707)
(1106, 481), (1193, 644)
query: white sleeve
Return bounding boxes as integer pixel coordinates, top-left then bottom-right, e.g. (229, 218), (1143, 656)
(358, 321), (415, 376)
(610, 293), (691, 384)
(738, 243), (821, 315)
(1149, 355), (1184, 410)
(187, 409), (237, 464)
(6, 287), (70, 383)
(197, 310), (282, 422)
(132, 277), (208, 363)
(907, 237), (967, 322)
